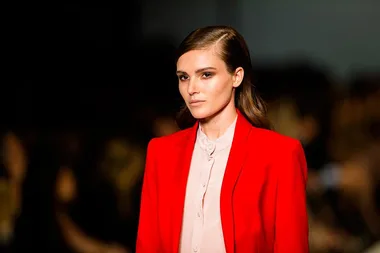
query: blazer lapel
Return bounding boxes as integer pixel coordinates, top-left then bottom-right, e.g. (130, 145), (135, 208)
(172, 122), (198, 253)
(220, 111), (253, 253)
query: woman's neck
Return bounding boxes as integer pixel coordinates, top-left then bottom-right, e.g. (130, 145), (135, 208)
(199, 104), (237, 141)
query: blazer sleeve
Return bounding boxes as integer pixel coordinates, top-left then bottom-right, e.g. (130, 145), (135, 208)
(136, 138), (159, 252)
(274, 140), (309, 253)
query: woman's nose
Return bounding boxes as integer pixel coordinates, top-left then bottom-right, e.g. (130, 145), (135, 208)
(187, 78), (199, 95)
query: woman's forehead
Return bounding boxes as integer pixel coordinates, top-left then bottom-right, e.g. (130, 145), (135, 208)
(177, 48), (223, 71)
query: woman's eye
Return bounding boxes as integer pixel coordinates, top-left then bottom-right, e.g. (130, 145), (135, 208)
(202, 72), (213, 78)
(179, 75), (188, 81)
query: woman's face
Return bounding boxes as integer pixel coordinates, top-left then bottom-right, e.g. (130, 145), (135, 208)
(176, 46), (243, 120)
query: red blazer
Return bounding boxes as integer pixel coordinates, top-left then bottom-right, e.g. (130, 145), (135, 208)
(137, 111), (309, 253)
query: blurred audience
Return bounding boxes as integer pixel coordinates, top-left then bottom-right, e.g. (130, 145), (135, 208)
(1, 60), (379, 253)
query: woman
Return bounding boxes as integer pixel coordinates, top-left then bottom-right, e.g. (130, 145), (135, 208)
(136, 26), (308, 253)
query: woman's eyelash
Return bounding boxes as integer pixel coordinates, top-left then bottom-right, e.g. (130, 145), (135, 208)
(202, 72), (213, 78)
(178, 72), (213, 80)
(179, 75), (188, 81)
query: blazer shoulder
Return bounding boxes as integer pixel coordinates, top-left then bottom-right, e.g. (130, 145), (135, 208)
(249, 127), (306, 178)
(250, 127), (302, 152)
(147, 127), (193, 150)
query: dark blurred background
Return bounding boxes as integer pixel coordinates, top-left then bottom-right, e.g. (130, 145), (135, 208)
(1, 2), (380, 253)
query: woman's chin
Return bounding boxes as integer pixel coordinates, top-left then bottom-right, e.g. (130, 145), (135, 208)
(189, 109), (210, 120)
(189, 110), (213, 121)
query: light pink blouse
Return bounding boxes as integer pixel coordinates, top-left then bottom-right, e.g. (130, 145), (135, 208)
(180, 117), (237, 253)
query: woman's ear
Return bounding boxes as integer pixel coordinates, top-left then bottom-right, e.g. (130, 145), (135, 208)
(232, 67), (244, 88)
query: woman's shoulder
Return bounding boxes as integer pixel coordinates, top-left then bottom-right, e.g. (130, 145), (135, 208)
(248, 128), (307, 176)
(249, 126), (302, 151)
(147, 127), (193, 151)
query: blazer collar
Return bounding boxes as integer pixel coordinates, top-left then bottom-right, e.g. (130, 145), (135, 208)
(172, 110), (253, 253)
(220, 110), (253, 253)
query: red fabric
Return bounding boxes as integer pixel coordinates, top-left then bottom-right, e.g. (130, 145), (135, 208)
(136, 111), (309, 253)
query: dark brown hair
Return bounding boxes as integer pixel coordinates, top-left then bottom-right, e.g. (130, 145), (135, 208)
(175, 25), (271, 130)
